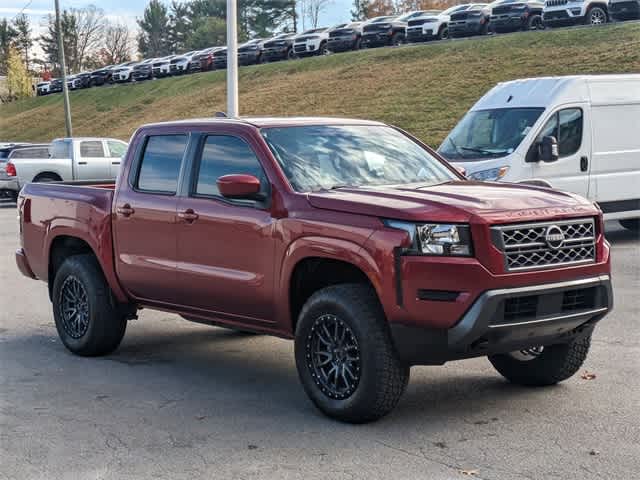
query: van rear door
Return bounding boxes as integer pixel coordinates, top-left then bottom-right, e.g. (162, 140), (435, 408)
(530, 105), (591, 198)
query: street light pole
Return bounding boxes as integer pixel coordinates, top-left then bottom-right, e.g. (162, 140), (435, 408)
(55, 0), (73, 137)
(226, 0), (239, 117)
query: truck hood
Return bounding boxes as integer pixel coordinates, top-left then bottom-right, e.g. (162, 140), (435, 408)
(306, 181), (598, 224)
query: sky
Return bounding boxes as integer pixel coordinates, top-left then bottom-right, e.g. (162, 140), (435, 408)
(0, 0), (354, 44)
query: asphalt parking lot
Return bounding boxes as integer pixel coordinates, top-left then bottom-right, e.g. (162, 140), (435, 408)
(0, 200), (638, 480)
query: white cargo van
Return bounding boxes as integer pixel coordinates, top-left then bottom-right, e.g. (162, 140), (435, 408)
(438, 75), (640, 231)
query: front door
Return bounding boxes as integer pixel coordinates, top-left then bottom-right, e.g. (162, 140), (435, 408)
(112, 134), (189, 304)
(175, 134), (276, 324)
(76, 140), (111, 180)
(531, 106), (591, 197)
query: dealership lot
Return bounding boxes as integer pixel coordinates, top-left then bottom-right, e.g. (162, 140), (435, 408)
(0, 202), (638, 479)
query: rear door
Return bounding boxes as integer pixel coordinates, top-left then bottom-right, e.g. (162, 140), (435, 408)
(106, 140), (128, 180)
(174, 133), (277, 324)
(112, 133), (189, 303)
(76, 140), (110, 180)
(530, 106), (591, 197)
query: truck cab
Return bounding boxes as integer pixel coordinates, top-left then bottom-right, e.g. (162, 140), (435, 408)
(438, 75), (640, 230)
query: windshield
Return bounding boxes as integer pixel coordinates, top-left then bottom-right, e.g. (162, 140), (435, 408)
(370, 16), (395, 23)
(261, 125), (456, 192)
(443, 5), (468, 14)
(439, 108), (544, 161)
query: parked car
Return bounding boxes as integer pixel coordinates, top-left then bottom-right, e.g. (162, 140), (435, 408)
(292, 26), (333, 56)
(438, 74), (640, 231)
(190, 47), (221, 72)
(90, 66), (115, 86)
(262, 33), (297, 61)
(66, 74), (90, 90)
(169, 52), (198, 75)
(327, 22), (364, 52)
(449, 4), (492, 37)
(36, 81), (51, 96)
(152, 56), (174, 78)
(6, 137), (127, 189)
(111, 62), (139, 83)
(0, 144), (50, 201)
(131, 58), (156, 81)
(212, 48), (228, 69)
(608, 0), (640, 18)
(361, 11), (428, 47)
(543, 0), (609, 26)
(49, 79), (63, 94)
(238, 39), (266, 65)
(15, 116), (613, 423)
(0, 143), (33, 200)
(490, 0), (545, 31)
(405, 5), (478, 42)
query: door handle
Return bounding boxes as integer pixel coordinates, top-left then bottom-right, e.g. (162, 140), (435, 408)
(78, 161), (87, 165)
(117, 204), (135, 217)
(580, 156), (589, 172)
(112, 161), (121, 165)
(178, 209), (199, 223)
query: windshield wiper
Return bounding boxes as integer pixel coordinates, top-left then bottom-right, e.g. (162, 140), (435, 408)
(460, 146), (506, 155)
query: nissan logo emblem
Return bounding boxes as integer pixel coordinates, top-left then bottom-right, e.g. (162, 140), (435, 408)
(544, 225), (565, 250)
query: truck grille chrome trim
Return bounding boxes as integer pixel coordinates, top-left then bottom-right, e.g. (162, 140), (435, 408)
(492, 218), (596, 272)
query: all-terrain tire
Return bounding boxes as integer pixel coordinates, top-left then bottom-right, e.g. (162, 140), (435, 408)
(585, 6), (608, 24)
(294, 283), (409, 423)
(52, 254), (127, 356)
(619, 219), (640, 232)
(489, 335), (591, 386)
(526, 14), (543, 30)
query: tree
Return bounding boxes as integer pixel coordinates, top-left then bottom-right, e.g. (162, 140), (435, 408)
(39, 11), (78, 76)
(138, 0), (170, 57)
(103, 22), (133, 65)
(302, 0), (333, 28)
(366, 0), (395, 16)
(351, 0), (371, 20)
(70, 5), (106, 71)
(0, 18), (17, 75)
(12, 14), (33, 71)
(168, 1), (191, 53)
(6, 46), (32, 101)
(185, 16), (227, 50)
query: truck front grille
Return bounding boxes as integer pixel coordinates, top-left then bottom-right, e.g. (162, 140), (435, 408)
(546, 0), (568, 6)
(492, 218), (596, 272)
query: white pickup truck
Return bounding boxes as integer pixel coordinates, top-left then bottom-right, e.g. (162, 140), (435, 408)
(1, 137), (128, 199)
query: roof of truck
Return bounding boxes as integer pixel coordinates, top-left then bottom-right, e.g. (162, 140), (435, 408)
(471, 74), (640, 110)
(142, 117), (388, 129)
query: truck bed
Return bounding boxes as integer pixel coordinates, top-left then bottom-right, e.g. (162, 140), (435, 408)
(18, 180), (124, 300)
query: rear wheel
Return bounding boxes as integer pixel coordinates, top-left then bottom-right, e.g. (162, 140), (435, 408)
(526, 14), (544, 30)
(391, 33), (403, 46)
(52, 255), (127, 356)
(319, 41), (329, 55)
(437, 25), (449, 40)
(33, 173), (61, 183)
(295, 284), (409, 423)
(489, 336), (591, 386)
(619, 219), (640, 232)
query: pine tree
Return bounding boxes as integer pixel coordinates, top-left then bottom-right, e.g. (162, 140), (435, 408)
(351, 0), (371, 20)
(13, 14), (33, 70)
(39, 12), (78, 76)
(0, 18), (17, 75)
(137, 0), (170, 57)
(168, 1), (191, 53)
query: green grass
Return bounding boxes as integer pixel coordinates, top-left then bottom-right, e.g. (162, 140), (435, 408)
(1, 23), (639, 147)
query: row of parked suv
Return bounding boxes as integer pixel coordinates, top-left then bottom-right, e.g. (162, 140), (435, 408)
(35, 0), (638, 97)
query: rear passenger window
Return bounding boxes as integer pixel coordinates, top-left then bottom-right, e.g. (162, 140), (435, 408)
(80, 141), (105, 157)
(137, 135), (188, 194)
(194, 136), (266, 197)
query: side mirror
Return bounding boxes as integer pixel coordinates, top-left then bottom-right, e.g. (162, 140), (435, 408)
(217, 174), (264, 200)
(454, 165), (467, 177)
(539, 136), (559, 162)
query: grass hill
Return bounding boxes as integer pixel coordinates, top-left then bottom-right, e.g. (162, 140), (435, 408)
(1, 22), (639, 147)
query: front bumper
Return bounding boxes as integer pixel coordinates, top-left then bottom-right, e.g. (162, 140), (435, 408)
(543, 8), (585, 26)
(406, 29), (437, 42)
(361, 33), (393, 47)
(490, 14), (526, 30)
(16, 248), (36, 279)
(263, 47), (289, 60)
(449, 19), (486, 36)
(391, 275), (612, 365)
(238, 51), (260, 65)
(327, 37), (357, 51)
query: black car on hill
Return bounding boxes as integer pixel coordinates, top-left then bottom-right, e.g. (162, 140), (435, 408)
(490, 0), (545, 31)
(327, 22), (364, 52)
(361, 11), (429, 48)
(262, 33), (297, 61)
(89, 66), (115, 86)
(449, 3), (492, 37)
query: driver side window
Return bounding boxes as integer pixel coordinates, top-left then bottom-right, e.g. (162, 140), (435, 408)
(536, 108), (583, 157)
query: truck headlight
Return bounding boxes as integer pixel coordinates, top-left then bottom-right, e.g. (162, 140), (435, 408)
(468, 166), (509, 181)
(384, 221), (473, 256)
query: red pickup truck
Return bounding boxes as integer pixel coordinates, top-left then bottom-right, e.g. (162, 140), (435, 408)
(16, 117), (612, 423)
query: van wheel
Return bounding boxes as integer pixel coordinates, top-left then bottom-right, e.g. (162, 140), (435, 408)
(52, 254), (127, 356)
(489, 335), (591, 386)
(295, 284), (409, 423)
(619, 219), (640, 232)
(586, 6), (607, 24)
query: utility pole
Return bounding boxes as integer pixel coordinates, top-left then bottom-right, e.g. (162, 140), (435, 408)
(55, 0), (73, 137)
(226, 0), (239, 117)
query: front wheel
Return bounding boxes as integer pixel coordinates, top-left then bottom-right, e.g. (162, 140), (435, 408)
(489, 335), (591, 386)
(586, 6), (608, 24)
(437, 25), (449, 40)
(295, 284), (409, 423)
(526, 14), (544, 30)
(52, 255), (127, 356)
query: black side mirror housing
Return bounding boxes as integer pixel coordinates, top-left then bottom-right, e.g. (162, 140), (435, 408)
(539, 136), (559, 162)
